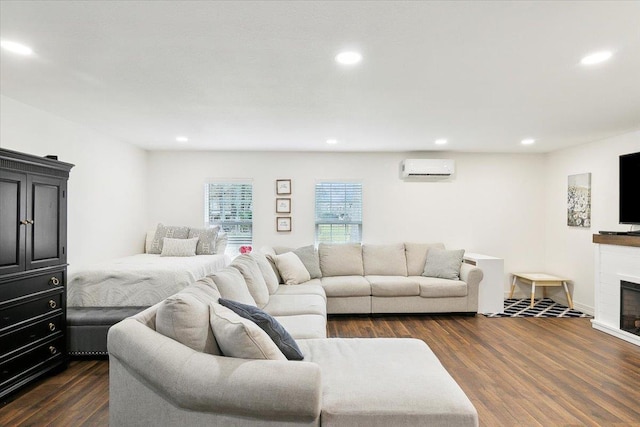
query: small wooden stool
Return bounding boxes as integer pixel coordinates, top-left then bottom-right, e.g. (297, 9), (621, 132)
(510, 273), (573, 309)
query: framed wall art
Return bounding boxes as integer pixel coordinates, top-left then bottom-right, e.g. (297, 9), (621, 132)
(276, 198), (291, 213)
(567, 172), (591, 227)
(276, 179), (291, 195)
(276, 216), (292, 232)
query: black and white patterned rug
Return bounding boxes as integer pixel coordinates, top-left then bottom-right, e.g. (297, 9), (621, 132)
(484, 298), (591, 318)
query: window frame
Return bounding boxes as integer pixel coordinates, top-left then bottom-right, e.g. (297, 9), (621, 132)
(314, 180), (363, 245)
(204, 180), (253, 254)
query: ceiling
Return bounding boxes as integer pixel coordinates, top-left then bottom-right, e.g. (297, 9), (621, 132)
(1, 1), (639, 153)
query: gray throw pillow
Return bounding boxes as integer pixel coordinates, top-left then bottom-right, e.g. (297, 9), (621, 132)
(218, 298), (304, 360)
(292, 245), (322, 279)
(149, 223), (190, 254)
(422, 248), (465, 280)
(188, 226), (220, 255)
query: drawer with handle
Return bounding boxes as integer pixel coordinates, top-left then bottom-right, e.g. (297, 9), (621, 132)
(0, 314), (63, 358)
(0, 293), (63, 330)
(0, 271), (65, 302)
(0, 337), (64, 386)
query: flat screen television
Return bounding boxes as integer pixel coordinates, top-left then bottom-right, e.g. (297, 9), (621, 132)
(619, 151), (640, 226)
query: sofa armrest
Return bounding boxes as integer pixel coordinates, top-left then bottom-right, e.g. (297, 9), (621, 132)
(108, 318), (322, 422)
(460, 262), (483, 288)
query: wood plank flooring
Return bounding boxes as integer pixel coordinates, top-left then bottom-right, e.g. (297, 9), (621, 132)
(2, 315), (639, 426)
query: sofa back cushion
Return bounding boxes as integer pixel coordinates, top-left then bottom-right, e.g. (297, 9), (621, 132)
(404, 242), (446, 276)
(155, 281), (222, 355)
(319, 243), (364, 277)
(250, 251), (280, 294)
(209, 268), (257, 306)
(363, 244), (407, 276)
(230, 254), (270, 308)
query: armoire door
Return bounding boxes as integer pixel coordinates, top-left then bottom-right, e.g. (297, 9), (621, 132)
(26, 175), (67, 270)
(0, 170), (27, 275)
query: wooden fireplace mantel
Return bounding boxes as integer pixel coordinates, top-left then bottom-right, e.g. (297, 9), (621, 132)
(592, 234), (640, 248)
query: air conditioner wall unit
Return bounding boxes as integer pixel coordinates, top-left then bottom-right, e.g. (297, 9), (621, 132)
(401, 159), (455, 178)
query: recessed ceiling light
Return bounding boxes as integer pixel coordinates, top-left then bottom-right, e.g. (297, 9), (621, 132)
(176, 136), (189, 143)
(0, 40), (33, 56)
(326, 139), (338, 145)
(521, 138), (535, 145)
(580, 50), (613, 65)
(435, 139), (448, 145)
(335, 51), (362, 65)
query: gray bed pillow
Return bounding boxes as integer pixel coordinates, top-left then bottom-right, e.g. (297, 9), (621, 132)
(422, 248), (465, 280)
(149, 223), (190, 254)
(292, 245), (322, 279)
(188, 226), (220, 255)
(218, 298), (303, 360)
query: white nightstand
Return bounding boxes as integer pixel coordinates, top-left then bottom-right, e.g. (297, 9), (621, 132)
(463, 252), (505, 314)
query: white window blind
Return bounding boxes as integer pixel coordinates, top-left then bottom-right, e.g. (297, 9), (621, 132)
(205, 181), (253, 252)
(315, 182), (362, 244)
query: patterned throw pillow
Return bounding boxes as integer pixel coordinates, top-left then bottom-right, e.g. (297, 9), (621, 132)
(160, 237), (199, 257)
(188, 226), (220, 255)
(149, 223), (190, 254)
(218, 298), (304, 360)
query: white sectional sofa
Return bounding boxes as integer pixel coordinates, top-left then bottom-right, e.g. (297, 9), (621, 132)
(108, 244), (480, 426)
(264, 242), (483, 315)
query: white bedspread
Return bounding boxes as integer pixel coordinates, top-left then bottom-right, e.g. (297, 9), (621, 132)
(67, 254), (229, 307)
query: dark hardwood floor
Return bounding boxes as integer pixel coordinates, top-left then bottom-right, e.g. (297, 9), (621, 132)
(2, 315), (639, 426)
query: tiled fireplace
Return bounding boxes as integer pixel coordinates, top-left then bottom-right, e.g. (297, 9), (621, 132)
(592, 234), (640, 346)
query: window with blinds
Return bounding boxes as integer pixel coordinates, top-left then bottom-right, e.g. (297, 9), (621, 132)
(204, 181), (253, 253)
(315, 182), (362, 244)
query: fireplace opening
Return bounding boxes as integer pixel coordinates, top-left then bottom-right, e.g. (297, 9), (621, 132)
(620, 281), (640, 337)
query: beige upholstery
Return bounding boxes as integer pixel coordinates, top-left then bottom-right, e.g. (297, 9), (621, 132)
(263, 294), (327, 317)
(321, 276), (371, 297)
(275, 314), (327, 339)
(318, 244), (364, 276)
(415, 276), (468, 298)
(404, 242), (446, 276)
(366, 275), (420, 297)
(230, 254), (271, 307)
(274, 281), (327, 300)
(363, 243), (408, 276)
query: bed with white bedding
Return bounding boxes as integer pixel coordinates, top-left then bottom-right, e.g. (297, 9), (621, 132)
(67, 253), (230, 307)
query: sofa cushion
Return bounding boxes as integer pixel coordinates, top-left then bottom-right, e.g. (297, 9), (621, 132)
(422, 248), (465, 280)
(321, 276), (371, 297)
(230, 254), (270, 308)
(275, 314), (327, 339)
(296, 338), (478, 426)
(319, 243), (364, 277)
(259, 246), (283, 284)
(274, 280), (326, 300)
(363, 244), (408, 276)
(415, 276), (468, 298)
(209, 303), (286, 360)
(218, 298), (304, 360)
(149, 223), (190, 254)
(160, 237), (198, 257)
(188, 226), (220, 255)
(209, 268), (256, 306)
(249, 251), (280, 294)
(404, 242), (446, 276)
(271, 252), (311, 285)
(366, 276), (420, 297)
(262, 294), (327, 317)
(292, 245), (322, 279)
(155, 282), (221, 355)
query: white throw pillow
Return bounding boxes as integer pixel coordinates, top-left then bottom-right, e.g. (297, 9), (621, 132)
(160, 237), (198, 257)
(271, 252), (311, 285)
(209, 303), (286, 360)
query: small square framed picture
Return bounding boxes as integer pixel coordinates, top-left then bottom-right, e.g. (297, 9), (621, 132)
(276, 217), (292, 232)
(276, 179), (291, 195)
(276, 198), (291, 213)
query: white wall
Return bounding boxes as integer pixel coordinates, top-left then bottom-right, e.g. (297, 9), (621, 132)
(0, 95), (148, 270)
(147, 150), (547, 292)
(543, 130), (640, 314)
